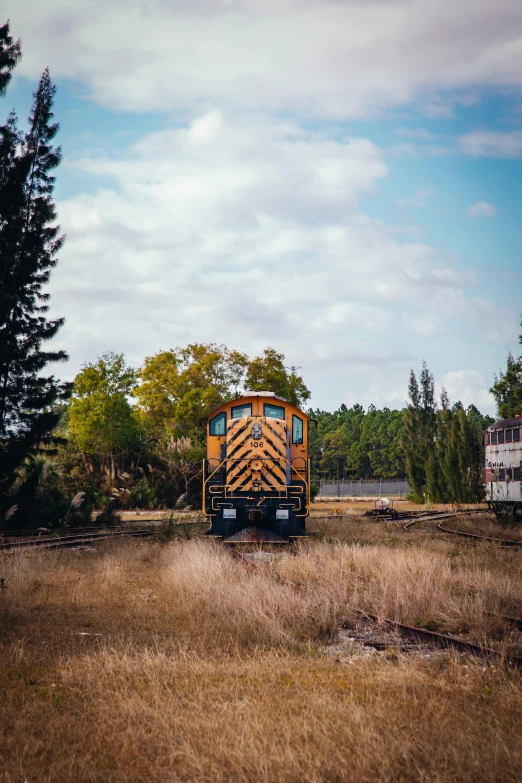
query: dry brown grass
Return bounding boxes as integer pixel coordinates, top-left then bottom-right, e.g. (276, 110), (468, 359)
(1, 534), (522, 782)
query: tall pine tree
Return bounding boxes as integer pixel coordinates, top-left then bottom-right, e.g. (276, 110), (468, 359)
(402, 361), (437, 502)
(0, 34), (70, 513)
(0, 22), (21, 97)
(490, 317), (522, 418)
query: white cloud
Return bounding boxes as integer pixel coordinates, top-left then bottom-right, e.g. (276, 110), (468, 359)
(2, 2), (512, 413)
(439, 370), (496, 414)
(44, 111), (495, 411)
(343, 371), (409, 411)
(343, 368), (497, 415)
(467, 201), (497, 218)
(10, 0), (522, 118)
(460, 130), (522, 157)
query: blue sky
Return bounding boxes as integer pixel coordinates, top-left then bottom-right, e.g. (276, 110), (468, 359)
(5, 0), (522, 415)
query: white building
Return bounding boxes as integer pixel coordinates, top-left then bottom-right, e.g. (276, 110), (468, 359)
(485, 417), (522, 519)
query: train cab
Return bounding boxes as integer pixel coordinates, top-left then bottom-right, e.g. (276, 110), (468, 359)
(202, 391), (310, 541)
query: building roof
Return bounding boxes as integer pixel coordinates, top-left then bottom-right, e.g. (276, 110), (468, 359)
(487, 417), (522, 431)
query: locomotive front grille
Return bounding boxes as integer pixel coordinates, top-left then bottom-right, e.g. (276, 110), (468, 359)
(226, 416), (288, 493)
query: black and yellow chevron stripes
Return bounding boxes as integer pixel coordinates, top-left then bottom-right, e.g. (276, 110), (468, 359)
(226, 417), (289, 493)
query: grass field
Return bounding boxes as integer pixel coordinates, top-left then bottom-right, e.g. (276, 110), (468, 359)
(1, 509), (522, 782)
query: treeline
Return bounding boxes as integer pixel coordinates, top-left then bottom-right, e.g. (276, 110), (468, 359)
(0, 344), (500, 528)
(403, 363), (493, 503)
(308, 405), (405, 479)
(3, 346), (311, 528)
(307, 372), (493, 504)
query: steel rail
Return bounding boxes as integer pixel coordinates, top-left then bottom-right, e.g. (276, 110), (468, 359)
(228, 545), (522, 667)
(0, 528), (158, 551)
(436, 522), (522, 548)
(0, 518), (204, 537)
(356, 610), (522, 667)
(403, 509), (477, 531)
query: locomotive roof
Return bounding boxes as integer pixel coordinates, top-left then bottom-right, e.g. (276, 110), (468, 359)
(207, 390), (310, 419)
(487, 417), (522, 431)
(241, 390), (288, 402)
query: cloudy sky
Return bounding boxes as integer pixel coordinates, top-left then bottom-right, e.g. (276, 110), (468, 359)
(5, 0), (522, 414)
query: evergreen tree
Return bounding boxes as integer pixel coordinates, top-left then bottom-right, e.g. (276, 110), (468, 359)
(0, 22), (21, 97)
(402, 362), (436, 501)
(0, 65), (70, 511)
(429, 397), (488, 504)
(426, 388), (449, 503)
(490, 317), (522, 417)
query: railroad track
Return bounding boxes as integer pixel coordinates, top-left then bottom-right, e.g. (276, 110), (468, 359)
(0, 518), (205, 538)
(402, 509), (476, 531)
(229, 546), (522, 667)
(436, 521), (522, 548)
(356, 610), (522, 667)
(402, 510), (522, 547)
(0, 528), (159, 551)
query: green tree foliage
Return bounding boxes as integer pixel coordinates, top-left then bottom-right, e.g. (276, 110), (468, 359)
(490, 317), (522, 418)
(57, 344), (312, 513)
(0, 35), (69, 512)
(404, 365), (492, 504)
(0, 22), (21, 96)
(402, 362), (437, 501)
(427, 399), (469, 503)
(135, 344), (248, 441)
(67, 353), (138, 481)
(245, 348), (311, 407)
(308, 404), (405, 479)
(135, 343), (310, 441)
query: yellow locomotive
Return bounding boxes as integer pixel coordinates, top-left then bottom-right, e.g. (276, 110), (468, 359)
(203, 391), (309, 542)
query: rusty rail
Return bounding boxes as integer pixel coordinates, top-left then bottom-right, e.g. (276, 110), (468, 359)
(357, 610), (522, 667)
(0, 528), (158, 551)
(403, 509), (478, 531)
(228, 544), (522, 667)
(436, 521), (522, 548)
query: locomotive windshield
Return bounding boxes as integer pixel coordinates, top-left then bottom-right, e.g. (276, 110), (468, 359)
(209, 412), (226, 435)
(264, 403), (285, 419)
(231, 403), (252, 418)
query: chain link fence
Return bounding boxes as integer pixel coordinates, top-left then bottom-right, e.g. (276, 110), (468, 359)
(316, 479), (410, 499)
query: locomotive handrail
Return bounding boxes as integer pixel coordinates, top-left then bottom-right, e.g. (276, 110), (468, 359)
(203, 454), (309, 516)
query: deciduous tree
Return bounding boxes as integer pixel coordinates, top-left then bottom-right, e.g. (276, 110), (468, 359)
(67, 353), (138, 482)
(245, 347), (310, 407)
(135, 344), (249, 441)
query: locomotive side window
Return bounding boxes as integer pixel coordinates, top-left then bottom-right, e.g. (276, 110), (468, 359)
(506, 468), (513, 480)
(491, 432), (497, 445)
(506, 429), (513, 443)
(514, 428), (520, 442)
(485, 433), (490, 445)
(292, 415), (304, 445)
(264, 403), (285, 419)
(209, 412), (226, 435)
(498, 430), (505, 444)
(231, 403), (252, 419)
(499, 469), (505, 481)
(515, 467), (521, 481)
